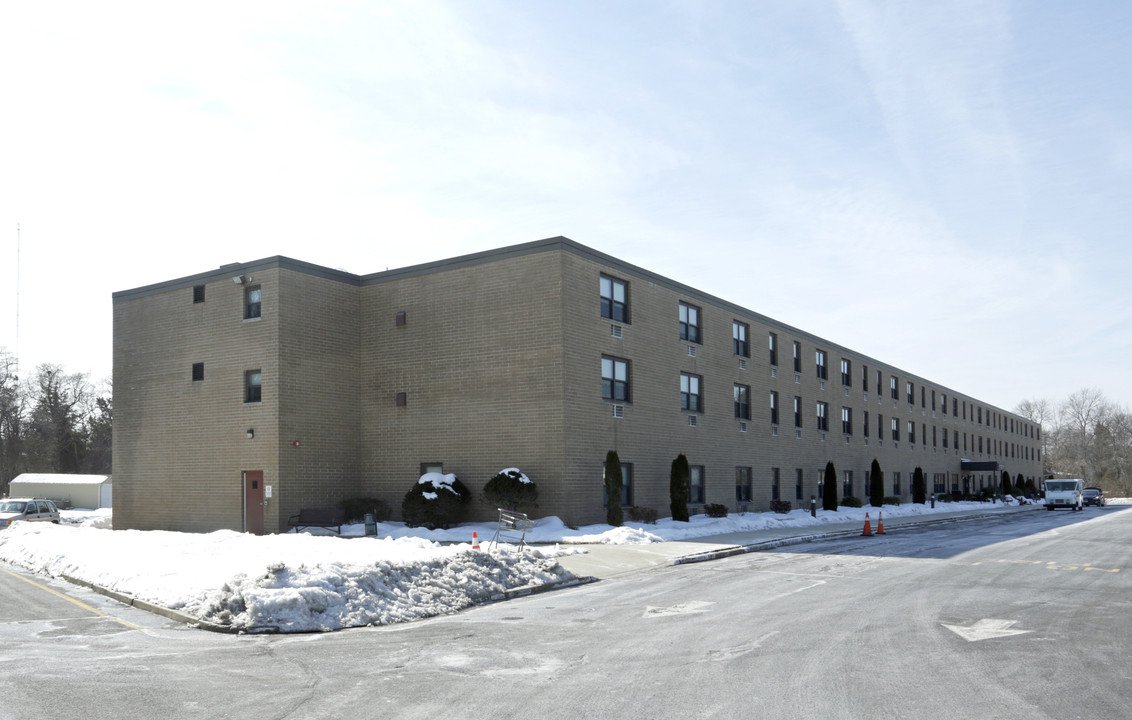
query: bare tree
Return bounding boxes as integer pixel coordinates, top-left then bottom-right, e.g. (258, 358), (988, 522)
(0, 350), (26, 494)
(1016, 397), (1054, 476)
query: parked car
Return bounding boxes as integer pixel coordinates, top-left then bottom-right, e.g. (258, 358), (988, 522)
(1083, 487), (1106, 507)
(0, 498), (61, 528)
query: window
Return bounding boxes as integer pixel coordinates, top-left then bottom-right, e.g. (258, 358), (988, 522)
(191, 362), (204, 382)
(862, 365), (869, 393)
(878, 413), (883, 439)
(245, 370), (262, 403)
(921, 386), (926, 408)
(892, 417), (899, 442)
(770, 391), (779, 425)
(907, 420), (916, 444)
(771, 467), (781, 501)
(689, 465), (705, 504)
(795, 469), (804, 501)
(892, 471), (901, 496)
(815, 350), (828, 380)
(953, 398), (958, 417)
(843, 470), (853, 498)
(245, 286), (262, 319)
(768, 332), (777, 365)
(932, 390), (937, 412)
(906, 381), (914, 405)
(600, 275), (628, 322)
(679, 302), (701, 344)
(891, 376), (898, 400)
(794, 396), (803, 428)
(932, 426), (937, 447)
(816, 402), (829, 432)
(841, 407), (852, 435)
(941, 393), (947, 413)
(681, 373), (703, 412)
(601, 357), (630, 401)
(733, 321), (750, 357)
(840, 358), (851, 387)
(863, 410), (870, 437)
(793, 342), (801, 373)
(943, 428), (949, 449)
(736, 467), (752, 503)
(193, 285), (205, 303)
(734, 384), (751, 420)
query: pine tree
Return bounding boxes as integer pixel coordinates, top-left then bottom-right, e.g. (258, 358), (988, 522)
(1001, 470), (1013, 497)
(822, 461), (838, 511)
(604, 450), (624, 526)
(670, 454), (691, 522)
(912, 467), (927, 504)
(869, 459), (884, 507)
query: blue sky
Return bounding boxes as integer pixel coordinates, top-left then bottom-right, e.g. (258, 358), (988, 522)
(1, 1), (1129, 414)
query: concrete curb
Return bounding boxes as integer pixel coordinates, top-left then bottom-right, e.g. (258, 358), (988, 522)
(61, 573), (238, 634)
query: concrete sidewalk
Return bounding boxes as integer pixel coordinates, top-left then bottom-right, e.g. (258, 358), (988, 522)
(555, 504), (1041, 581)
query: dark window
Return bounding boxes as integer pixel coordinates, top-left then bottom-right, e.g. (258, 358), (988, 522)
(395, 311), (407, 326)
(772, 467), (781, 501)
(841, 407), (852, 435)
(815, 350), (828, 380)
(681, 373), (703, 413)
(862, 365), (869, 392)
(734, 384), (751, 420)
(245, 286), (262, 319)
(892, 418), (899, 442)
(193, 285), (205, 303)
(770, 391), (779, 425)
(907, 421), (916, 444)
(891, 376), (899, 400)
(795, 469), (804, 501)
(689, 465), (705, 504)
(600, 276), (628, 322)
(840, 358), (851, 387)
(736, 467), (752, 503)
(863, 410), (870, 437)
(843, 471), (853, 498)
(907, 381), (914, 405)
(679, 302), (701, 344)
(793, 342), (801, 372)
(794, 396), (802, 428)
(768, 332), (777, 365)
(816, 402), (829, 432)
(601, 357), (630, 402)
(191, 362), (204, 382)
(733, 321), (750, 357)
(245, 370), (262, 403)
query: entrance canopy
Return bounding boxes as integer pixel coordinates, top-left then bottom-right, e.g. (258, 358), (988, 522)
(960, 460), (1001, 472)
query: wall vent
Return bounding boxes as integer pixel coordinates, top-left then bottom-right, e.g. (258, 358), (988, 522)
(795, 374), (801, 384)
(739, 422), (747, 433)
(688, 415), (697, 427)
(739, 358), (747, 370)
(795, 429), (802, 439)
(611, 324), (623, 338)
(688, 346), (697, 357)
(611, 404), (624, 419)
(772, 426), (779, 436)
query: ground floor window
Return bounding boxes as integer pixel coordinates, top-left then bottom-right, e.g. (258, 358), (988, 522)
(735, 467), (752, 503)
(602, 461), (633, 507)
(690, 465), (705, 504)
(843, 470), (853, 498)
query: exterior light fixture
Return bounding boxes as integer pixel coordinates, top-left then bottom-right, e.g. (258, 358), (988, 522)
(246, 429), (254, 439)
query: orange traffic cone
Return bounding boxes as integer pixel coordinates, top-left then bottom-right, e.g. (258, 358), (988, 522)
(472, 531), (480, 550)
(862, 512), (873, 537)
(877, 511), (886, 535)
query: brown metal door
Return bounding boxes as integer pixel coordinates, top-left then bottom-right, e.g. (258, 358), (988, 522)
(244, 471), (265, 535)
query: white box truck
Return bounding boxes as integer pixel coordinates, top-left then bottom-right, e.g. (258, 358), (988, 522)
(1044, 479), (1083, 511)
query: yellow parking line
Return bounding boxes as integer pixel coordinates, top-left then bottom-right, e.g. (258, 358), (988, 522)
(0, 566), (144, 630)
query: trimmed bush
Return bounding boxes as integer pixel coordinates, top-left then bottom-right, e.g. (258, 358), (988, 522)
(769, 500), (792, 514)
(627, 506), (658, 524)
(936, 493), (954, 503)
(483, 467), (538, 513)
(869, 459), (884, 507)
(670, 454), (691, 523)
(882, 496), (901, 506)
(839, 496), (863, 508)
(339, 497), (390, 524)
(822, 461), (839, 511)
(605, 451), (624, 527)
(401, 473), (471, 529)
(1001, 470), (1013, 497)
(704, 503), (728, 518)
(912, 467), (927, 504)
(979, 486), (996, 501)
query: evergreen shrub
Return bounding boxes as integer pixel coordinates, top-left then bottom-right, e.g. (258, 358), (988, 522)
(401, 473), (470, 529)
(339, 497), (390, 524)
(604, 451), (624, 527)
(704, 503), (728, 518)
(670, 454), (691, 523)
(839, 496), (863, 508)
(483, 467), (538, 513)
(627, 506), (658, 524)
(769, 500), (792, 514)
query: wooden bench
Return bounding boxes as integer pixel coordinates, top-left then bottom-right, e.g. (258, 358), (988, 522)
(287, 508), (346, 534)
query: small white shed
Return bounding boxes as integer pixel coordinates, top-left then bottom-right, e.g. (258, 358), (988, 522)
(7, 474), (112, 509)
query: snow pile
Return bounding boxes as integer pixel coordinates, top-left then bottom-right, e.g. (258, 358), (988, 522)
(0, 524), (573, 633)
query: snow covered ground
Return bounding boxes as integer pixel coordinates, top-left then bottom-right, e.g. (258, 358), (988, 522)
(0, 498), (1116, 634)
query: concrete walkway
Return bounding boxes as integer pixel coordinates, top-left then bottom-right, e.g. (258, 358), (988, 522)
(555, 504), (1041, 581)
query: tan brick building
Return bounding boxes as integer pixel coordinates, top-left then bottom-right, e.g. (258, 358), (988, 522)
(112, 237), (1042, 533)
